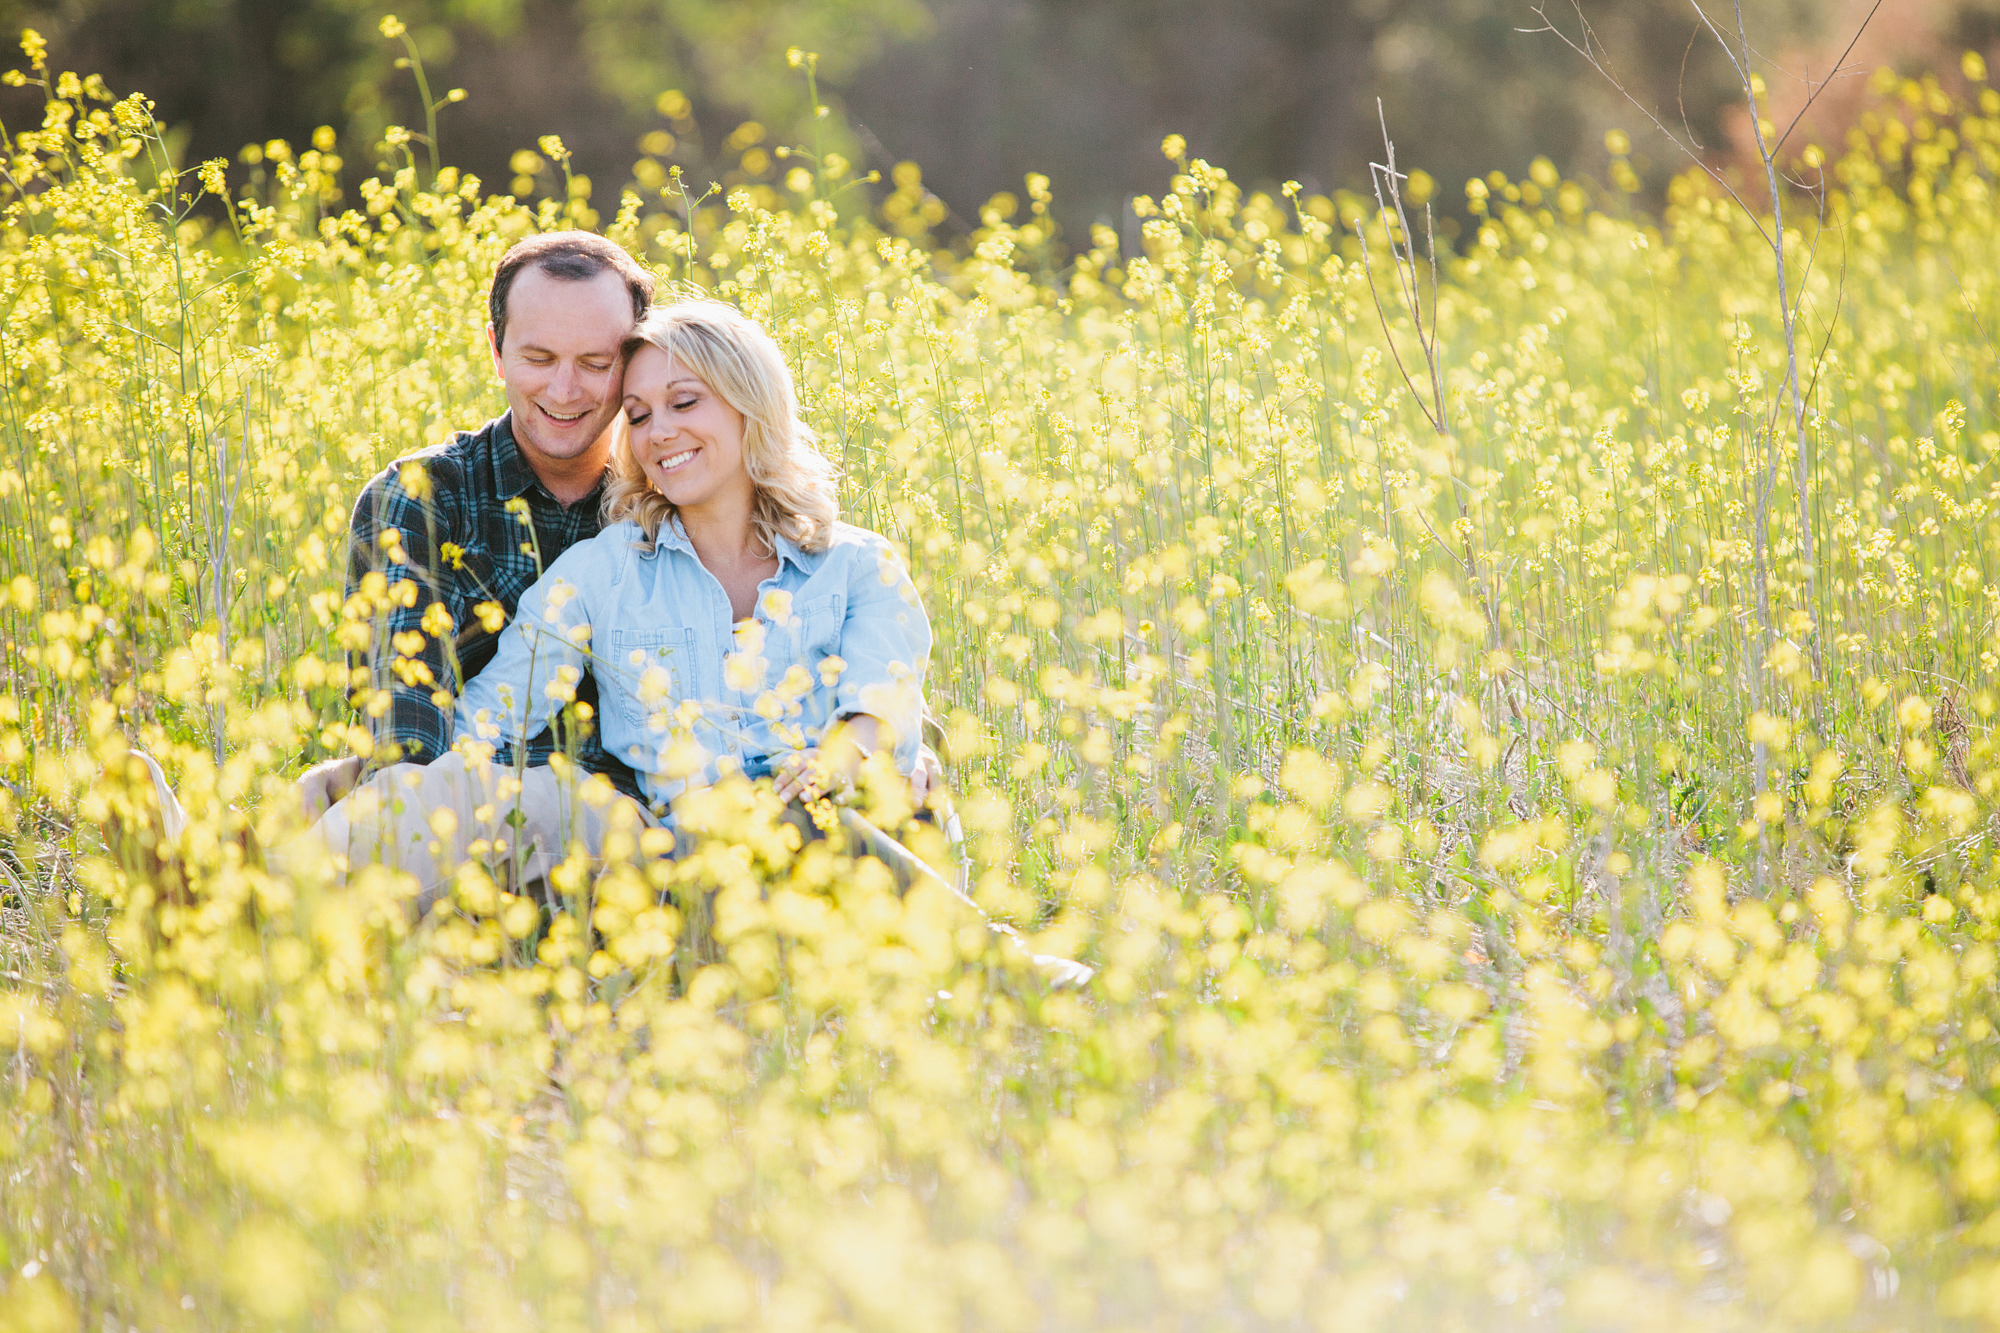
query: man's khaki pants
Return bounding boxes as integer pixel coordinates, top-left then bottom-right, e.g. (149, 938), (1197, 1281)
(290, 751), (650, 911)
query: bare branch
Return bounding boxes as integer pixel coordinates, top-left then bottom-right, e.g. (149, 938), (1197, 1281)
(1801, 229), (1848, 407)
(1687, 0), (1750, 89)
(1355, 99), (1447, 435)
(1773, 0), (1887, 158)
(1678, 25), (1707, 151)
(1530, 0), (1770, 244)
(1354, 211), (1443, 436)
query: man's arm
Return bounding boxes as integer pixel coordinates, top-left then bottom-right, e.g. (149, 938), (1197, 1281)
(344, 459), (462, 771)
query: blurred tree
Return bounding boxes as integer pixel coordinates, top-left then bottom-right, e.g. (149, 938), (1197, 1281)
(836, 0), (1834, 234)
(0, 0), (918, 196)
(583, 0), (926, 116)
(0, 0), (1989, 241)
(0, 0), (382, 157)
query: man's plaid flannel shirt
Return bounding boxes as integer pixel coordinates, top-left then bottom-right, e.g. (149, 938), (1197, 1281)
(344, 412), (641, 799)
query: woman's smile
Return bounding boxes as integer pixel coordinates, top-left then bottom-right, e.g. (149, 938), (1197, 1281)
(641, 429), (712, 495)
(653, 444), (699, 474)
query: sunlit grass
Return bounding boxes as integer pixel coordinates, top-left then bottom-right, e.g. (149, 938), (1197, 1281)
(4, 31), (2000, 1330)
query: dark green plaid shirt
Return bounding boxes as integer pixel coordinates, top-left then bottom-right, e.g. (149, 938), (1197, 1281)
(344, 412), (640, 798)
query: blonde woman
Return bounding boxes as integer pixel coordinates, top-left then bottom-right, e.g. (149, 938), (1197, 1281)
(452, 300), (939, 873)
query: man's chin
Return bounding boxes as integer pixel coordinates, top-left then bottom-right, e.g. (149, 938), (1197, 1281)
(516, 415), (610, 461)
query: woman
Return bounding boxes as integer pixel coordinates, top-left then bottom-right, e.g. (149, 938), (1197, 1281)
(453, 299), (931, 837)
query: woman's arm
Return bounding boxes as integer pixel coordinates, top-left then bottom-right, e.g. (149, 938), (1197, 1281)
(451, 542), (603, 757)
(828, 533), (933, 770)
(770, 534), (932, 800)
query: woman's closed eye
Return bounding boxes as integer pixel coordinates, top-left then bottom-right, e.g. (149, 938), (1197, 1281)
(671, 395), (698, 411)
(626, 410), (650, 426)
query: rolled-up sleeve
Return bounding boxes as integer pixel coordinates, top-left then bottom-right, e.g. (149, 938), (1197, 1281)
(831, 536), (932, 772)
(453, 544), (601, 759)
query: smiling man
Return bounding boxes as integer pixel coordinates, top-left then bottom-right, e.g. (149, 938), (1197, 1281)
(285, 232), (656, 894)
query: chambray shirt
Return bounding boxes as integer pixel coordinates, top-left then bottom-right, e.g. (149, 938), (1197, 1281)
(451, 517), (932, 816)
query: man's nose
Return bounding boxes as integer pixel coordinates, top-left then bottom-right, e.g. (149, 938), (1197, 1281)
(549, 359), (582, 402)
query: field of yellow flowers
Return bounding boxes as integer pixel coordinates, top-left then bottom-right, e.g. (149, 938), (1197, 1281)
(5, 27), (2000, 1328)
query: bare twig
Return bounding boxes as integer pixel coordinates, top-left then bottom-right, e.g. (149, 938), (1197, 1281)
(1523, 0), (1768, 242)
(1771, 0), (1888, 158)
(1354, 105), (1523, 734)
(1354, 104), (1447, 437)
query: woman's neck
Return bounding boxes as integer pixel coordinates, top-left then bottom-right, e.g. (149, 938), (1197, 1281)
(677, 492), (765, 566)
(677, 494), (778, 623)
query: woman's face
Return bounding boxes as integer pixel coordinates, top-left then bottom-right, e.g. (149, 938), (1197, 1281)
(623, 344), (751, 511)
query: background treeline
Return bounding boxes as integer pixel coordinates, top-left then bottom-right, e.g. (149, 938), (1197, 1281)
(5, 0), (1999, 237)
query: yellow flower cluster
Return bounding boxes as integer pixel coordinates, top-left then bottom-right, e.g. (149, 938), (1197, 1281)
(4, 34), (2000, 1329)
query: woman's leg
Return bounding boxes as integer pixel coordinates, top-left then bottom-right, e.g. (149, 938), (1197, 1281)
(773, 799), (971, 906)
(775, 799), (1093, 987)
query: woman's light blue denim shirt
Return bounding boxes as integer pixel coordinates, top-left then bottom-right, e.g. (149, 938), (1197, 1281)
(451, 517), (931, 816)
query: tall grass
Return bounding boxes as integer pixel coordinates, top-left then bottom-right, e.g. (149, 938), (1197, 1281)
(4, 31), (2000, 1329)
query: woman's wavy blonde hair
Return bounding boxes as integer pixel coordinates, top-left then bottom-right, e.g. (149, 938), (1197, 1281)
(602, 299), (839, 552)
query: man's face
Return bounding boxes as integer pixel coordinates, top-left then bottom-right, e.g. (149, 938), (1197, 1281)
(488, 266), (635, 466)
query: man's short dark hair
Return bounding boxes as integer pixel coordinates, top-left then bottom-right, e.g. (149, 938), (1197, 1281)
(489, 231), (655, 350)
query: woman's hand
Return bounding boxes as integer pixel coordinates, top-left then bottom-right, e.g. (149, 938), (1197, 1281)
(911, 749), (942, 806)
(774, 715), (891, 804)
(773, 748), (837, 802)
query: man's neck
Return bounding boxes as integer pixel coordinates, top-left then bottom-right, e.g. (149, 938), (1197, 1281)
(519, 426), (612, 507)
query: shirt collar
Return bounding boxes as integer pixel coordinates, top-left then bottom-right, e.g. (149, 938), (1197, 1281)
(650, 515), (826, 574)
(650, 517), (693, 557)
(489, 412), (541, 502)
(769, 530), (825, 575)
(490, 411), (607, 509)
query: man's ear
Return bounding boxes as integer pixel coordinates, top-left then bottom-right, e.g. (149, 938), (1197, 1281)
(486, 323), (504, 378)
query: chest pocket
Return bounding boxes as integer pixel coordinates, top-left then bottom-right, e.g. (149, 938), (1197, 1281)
(605, 626), (696, 735)
(788, 593), (845, 665)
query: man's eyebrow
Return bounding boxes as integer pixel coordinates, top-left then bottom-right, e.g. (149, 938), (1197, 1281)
(512, 341), (620, 358)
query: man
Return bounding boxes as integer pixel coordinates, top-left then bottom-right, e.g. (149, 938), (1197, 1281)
(291, 232), (650, 879)
(106, 231), (653, 899)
